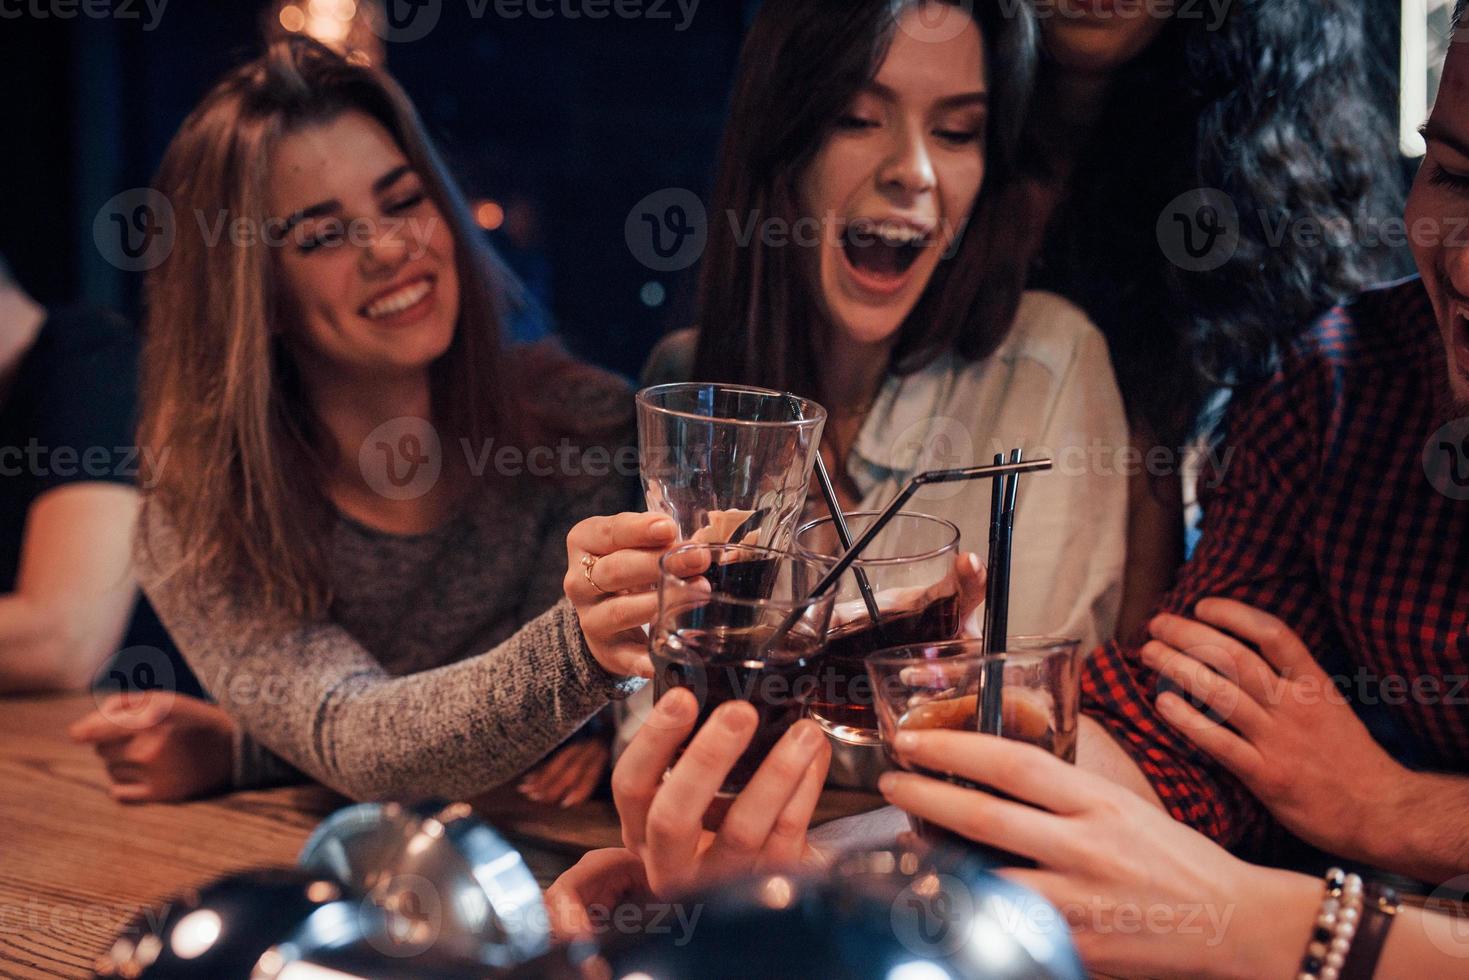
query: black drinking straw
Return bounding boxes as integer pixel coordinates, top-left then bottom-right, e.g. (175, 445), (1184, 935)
(997, 448), (1022, 643)
(812, 453), (885, 635)
(979, 449), (1023, 736)
(980, 453), (1004, 653)
(761, 456), (1052, 655)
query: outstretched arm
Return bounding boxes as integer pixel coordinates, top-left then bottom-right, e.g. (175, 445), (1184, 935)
(0, 483), (139, 693)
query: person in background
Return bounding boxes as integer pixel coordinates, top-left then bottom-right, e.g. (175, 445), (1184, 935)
(69, 37), (672, 804)
(647, 0), (1126, 651)
(0, 254), (196, 699)
(1022, 0), (1408, 638)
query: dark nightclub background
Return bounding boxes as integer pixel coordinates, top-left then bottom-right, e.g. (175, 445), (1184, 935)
(0, 0), (1412, 380)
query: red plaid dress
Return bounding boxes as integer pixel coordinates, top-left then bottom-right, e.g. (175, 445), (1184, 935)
(1082, 276), (1469, 855)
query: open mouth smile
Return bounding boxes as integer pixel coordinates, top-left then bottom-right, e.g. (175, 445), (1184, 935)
(360, 274), (435, 323)
(839, 219), (936, 297)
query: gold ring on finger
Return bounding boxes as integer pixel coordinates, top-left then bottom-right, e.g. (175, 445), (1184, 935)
(581, 553), (612, 597)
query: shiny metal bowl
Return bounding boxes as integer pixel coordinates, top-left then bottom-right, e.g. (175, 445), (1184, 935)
(297, 799), (549, 968)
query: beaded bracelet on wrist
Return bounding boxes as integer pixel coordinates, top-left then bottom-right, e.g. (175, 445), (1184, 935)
(1298, 867), (1364, 980)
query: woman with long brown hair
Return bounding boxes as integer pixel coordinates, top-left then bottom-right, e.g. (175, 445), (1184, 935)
(70, 36), (674, 803)
(647, 0), (1127, 651)
(571, 0), (1132, 898)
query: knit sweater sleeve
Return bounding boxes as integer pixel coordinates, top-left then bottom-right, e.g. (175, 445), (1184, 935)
(138, 509), (641, 801)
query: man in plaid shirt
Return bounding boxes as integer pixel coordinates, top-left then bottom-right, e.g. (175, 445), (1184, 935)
(1079, 39), (1469, 885)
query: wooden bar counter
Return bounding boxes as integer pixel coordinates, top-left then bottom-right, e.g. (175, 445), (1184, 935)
(0, 693), (883, 978)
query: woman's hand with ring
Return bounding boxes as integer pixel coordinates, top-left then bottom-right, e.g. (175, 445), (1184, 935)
(564, 512), (680, 678)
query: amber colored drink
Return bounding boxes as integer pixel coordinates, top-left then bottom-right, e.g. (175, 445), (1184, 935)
(897, 691), (1075, 864)
(900, 691), (1076, 761)
(806, 593), (961, 742)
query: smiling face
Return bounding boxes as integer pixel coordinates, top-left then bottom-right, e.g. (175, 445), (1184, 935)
(797, 2), (988, 349)
(1040, 0), (1172, 75)
(267, 110), (459, 383)
(1408, 35), (1469, 408)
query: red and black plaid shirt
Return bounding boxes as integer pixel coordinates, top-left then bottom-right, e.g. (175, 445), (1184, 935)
(1083, 276), (1469, 855)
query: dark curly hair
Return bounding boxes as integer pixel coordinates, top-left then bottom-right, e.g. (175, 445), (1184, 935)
(1028, 0), (1410, 450)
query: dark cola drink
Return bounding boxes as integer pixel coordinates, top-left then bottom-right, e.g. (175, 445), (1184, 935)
(702, 556), (780, 599)
(897, 692), (1075, 865)
(651, 622), (824, 795)
(807, 593), (960, 742)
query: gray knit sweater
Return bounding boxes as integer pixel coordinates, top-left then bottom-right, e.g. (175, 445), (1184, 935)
(139, 415), (641, 801)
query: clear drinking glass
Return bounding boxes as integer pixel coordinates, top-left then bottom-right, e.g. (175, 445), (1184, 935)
(636, 383), (827, 557)
(793, 512), (963, 746)
(865, 636), (1082, 862)
(650, 542), (835, 796)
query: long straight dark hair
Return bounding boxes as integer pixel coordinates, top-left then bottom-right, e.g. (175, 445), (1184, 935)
(692, 0), (1039, 402)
